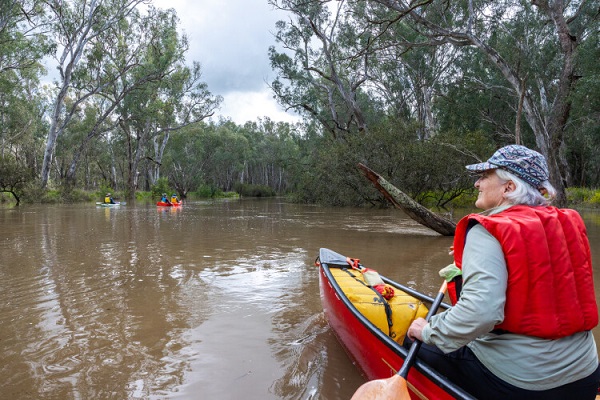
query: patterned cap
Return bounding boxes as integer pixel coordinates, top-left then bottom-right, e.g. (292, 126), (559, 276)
(466, 145), (549, 188)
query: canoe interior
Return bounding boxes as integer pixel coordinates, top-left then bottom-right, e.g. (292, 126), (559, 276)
(319, 253), (475, 400)
(328, 267), (429, 342)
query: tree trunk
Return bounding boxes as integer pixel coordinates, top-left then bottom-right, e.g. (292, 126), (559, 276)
(150, 132), (170, 185)
(40, 86), (69, 188)
(109, 144), (118, 190)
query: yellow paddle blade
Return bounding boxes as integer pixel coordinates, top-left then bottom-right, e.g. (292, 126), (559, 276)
(350, 374), (411, 400)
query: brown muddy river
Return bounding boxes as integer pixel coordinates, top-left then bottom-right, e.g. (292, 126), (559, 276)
(1, 199), (599, 399)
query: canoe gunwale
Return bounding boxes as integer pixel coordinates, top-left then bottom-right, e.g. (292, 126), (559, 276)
(320, 260), (475, 400)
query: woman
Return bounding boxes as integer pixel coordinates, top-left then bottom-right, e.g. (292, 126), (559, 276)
(407, 144), (599, 399)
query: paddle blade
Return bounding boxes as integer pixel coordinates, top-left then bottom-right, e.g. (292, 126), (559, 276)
(350, 374), (411, 400)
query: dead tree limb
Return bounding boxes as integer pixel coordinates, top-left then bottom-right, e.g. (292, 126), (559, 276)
(358, 163), (456, 236)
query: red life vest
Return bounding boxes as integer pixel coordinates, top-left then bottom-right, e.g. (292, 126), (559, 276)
(453, 205), (598, 339)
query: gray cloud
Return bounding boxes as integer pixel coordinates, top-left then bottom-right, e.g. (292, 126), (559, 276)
(167, 0), (285, 95)
(149, 0), (299, 123)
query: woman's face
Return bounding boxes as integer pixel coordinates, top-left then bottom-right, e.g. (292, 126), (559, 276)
(474, 170), (511, 210)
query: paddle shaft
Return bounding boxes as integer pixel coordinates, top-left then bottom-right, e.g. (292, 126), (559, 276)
(397, 280), (447, 378)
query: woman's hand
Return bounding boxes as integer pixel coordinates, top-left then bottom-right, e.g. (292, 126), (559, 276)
(407, 317), (428, 341)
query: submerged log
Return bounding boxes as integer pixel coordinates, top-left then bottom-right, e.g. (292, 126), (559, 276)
(358, 163), (456, 236)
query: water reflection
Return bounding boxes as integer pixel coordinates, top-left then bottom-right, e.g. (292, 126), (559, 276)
(1, 201), (599, 400)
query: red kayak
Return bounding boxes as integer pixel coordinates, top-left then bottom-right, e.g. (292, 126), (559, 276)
(156, 201), (182, 207)
(317, 248), (475, 400)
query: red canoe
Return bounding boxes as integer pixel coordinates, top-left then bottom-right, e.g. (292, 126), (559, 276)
(156, 201), (182, 207)
(317, 248), (475, 400)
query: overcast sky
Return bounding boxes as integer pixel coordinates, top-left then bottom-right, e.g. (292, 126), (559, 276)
(152, 0), (300, 124)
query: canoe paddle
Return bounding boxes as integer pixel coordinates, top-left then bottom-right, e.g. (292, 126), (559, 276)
(350, 280), (448, 400)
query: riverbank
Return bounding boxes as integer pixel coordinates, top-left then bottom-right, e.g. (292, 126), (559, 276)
(1, 186), (599, 208)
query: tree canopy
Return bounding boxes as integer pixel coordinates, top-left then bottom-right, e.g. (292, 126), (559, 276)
(0, 0), (598, 211)
(268, 0), (600, 206)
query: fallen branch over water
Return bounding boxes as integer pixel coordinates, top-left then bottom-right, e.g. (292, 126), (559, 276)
(358, 163), (456, 236)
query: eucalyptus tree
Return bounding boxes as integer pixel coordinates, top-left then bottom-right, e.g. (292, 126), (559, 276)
(39, 0), (147, 189)
(366, 0), (598, 205)
(356, 13), (460, 140)
(161, 125), (208, 198)
(269, 1), (469, 230)
(0, 64), (47, 164)
(206, 123), (250, 191)
(0, 0), (50, 178)
(163, 121), (246, 193)
(59, 7), (220, 189)
(269, 1), (460, 141)
(0, 157), (33, 204)
(268, 1), (405, 206)
(54, 95), (96, 183)
(146, 60), (221, 187)
(240, 118), (301, 192)
(0, 0), (51, 75)
(114, 8), (220, 198)
(269, 0), (378, 138)
(564, 32), (600, 187)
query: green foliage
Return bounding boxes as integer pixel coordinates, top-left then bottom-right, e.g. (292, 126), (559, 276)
(41, 190), (62, 204)
(2, 0), (599, 210)
(160, 119), (302, 198)
(565, 32), (600, 187)
(19, 183), (44, 204)
(191, 185), (240, 199)
(566, 187), (600, 207)
(0, 157), (35, 204)
(135, 191), (153, 201)
(60, 188), (94, 203)
(444, 191), (478, 209)
(96, 184), (115, 199)
(567, 187), (589, 204)
(151, 178), (172, 199)
(268, 0), (600, 208)
(234, 183), (276, 197)
(0, 0), (52, 77)
(193, 184), (219, 198)
(286, 115), (495, 209)
(0, 193), (13, 204)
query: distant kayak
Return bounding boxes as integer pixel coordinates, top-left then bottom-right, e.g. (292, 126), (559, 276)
(96, 202), (121, 207)
(156, 201), (181, 207)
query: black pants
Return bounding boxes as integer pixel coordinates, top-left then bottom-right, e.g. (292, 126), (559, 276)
(412, 342), (600, 400)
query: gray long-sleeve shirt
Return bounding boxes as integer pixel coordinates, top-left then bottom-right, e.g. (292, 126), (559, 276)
(422, 213), (598, 390)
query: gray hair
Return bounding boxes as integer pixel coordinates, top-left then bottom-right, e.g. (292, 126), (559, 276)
(496, 169), (556, 206)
